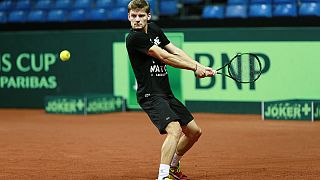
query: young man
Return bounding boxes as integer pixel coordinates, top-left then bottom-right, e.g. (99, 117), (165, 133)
(126, 0), (216, 179)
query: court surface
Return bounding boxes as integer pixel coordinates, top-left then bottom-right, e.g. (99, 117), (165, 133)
(1, 109), (320, 180)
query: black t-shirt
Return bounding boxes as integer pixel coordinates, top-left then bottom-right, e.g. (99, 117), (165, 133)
(126, 22), (172, 102)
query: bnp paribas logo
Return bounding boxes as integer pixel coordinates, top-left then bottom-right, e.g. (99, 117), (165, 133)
(263, 100), (317, 121)
(195, 53), (270, 90)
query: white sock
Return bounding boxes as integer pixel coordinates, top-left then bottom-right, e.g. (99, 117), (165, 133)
(170, 153), (182, 167)
(158, 164), (170, 180)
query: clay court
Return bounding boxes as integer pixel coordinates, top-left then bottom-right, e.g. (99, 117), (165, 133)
(1, 109), (320, 180)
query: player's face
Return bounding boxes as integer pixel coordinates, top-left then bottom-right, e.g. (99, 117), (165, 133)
(128, 8), (151, 32)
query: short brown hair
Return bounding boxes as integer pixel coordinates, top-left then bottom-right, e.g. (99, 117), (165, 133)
(128, 0), (150, 13)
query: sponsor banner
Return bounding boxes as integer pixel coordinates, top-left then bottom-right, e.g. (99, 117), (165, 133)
(114, 41), (320, 109)
(182, 41), (320, 101)
(2, 27), (320, 111)
(45, 96), (86, 114)
(263, 100), (320, 121)
(86, 94), (125, 114)
(0, 30), (114, 108)
(112, 27), (320, 113)
(45, 94), (125, 114)
(0, 52), (59, 104)
(0, 53), (57, 89)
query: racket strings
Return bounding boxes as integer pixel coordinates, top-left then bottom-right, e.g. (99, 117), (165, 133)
(228, 54), (261, 83)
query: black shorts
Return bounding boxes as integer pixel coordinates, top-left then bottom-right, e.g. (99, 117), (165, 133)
(139, 95), (194, 134)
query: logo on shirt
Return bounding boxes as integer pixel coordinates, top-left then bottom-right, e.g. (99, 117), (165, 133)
(150, 37), (161, 46)
(153, 37), (161, 46)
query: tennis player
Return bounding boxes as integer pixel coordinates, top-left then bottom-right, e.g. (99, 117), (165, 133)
(126, 0), (216, 179)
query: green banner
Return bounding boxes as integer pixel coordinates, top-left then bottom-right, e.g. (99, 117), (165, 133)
(263, 100), (320, 121)
(182, 41), (320, 101)
(3, 27), (320, 111)
(0, 30), (115, 108)
(45, 96), (86, 114)
(114, 41), (320, 107)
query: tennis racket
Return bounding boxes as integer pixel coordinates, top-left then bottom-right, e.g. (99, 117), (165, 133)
(215, 53), (262, 83)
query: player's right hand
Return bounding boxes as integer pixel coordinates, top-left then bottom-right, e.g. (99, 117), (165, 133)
(194, 65), (206, 78)
(205, 68), (216, 77)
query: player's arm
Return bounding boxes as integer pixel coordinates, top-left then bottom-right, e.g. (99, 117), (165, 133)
(147, 45), (207, 78)
(164, 43), (200, 66)
(164, 43), (216, 77)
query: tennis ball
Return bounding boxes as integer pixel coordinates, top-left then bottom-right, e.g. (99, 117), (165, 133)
(59, 50), (71, 61)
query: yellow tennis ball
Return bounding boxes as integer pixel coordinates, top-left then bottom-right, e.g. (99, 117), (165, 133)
(60, 50), (70, 61)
